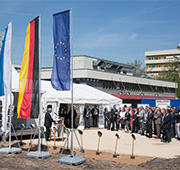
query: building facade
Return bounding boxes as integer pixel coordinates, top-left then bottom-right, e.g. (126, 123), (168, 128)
(145, 49), (180, 77)
(40, 55), (177, 107)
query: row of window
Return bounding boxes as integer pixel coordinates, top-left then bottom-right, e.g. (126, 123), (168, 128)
(147, 64), (175, 68)
(147, 56), (166, 60)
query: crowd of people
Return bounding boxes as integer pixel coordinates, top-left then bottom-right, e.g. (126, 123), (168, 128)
(44, 104), (180, 143)
(84, 105), (99, 128)
(104, 105), (180, 143)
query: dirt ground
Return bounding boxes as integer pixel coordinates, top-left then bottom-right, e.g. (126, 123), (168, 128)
(0, 142), (179, 170)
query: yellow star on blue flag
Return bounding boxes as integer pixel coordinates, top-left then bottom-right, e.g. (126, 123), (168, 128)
(51, 10), (70, 91)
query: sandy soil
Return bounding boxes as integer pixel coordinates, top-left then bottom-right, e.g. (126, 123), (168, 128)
(0, 128), (180, 169)
(0, 142), (178, 170)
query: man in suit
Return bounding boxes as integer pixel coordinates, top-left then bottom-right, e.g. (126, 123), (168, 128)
(113, 105), (119, 131)
(108, 106), (116, 131)
(132, 108), (138, 133)
(171, 107), (176, 138)
(44, 108), (55, 141)
(104, 107), (110, 129)
(147, 108), (154, 138)
(161, 108), (166, 141)
(91, 105), (99, 127)
(154, 107), (162, 139)
(84, 105), (91, 128)
(163, 109), (171, 143)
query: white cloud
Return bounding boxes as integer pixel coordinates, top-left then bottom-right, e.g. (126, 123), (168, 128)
(130, 33), (138, 40)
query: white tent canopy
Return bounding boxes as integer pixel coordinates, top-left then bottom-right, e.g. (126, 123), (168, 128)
(12, 66), (19, 92)
(41, 80), (122, 105)
(11, 66), (122, 105)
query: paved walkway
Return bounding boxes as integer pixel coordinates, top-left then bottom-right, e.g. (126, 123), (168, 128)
(25, 128), (180, 158)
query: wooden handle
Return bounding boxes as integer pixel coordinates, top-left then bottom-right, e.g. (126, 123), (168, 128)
(132, 138), (134, 156)
(114, 138), (118, 153)
(97, 137), (100, 152)
(54, 129), (56, 146)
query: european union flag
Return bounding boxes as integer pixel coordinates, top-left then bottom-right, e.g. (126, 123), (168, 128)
(51, 10), (70, 91)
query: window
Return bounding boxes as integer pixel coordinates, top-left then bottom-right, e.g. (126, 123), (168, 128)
(154, 57), (158, 60)
(152, 65), (155, 68)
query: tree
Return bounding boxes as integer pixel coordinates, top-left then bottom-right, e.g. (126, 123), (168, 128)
(127, 59), (145, 75)
(154, 56), (180, 98)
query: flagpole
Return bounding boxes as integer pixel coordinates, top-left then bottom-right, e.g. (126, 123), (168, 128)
(8, 20), (22, 153)
(8, 20), (12, 150)
(70, 8), (74, 158)
(58, 9), (85, 165)
(38, 14), (41, 153)
(0, 21), (22, 154)
(27, 15), (51, 159)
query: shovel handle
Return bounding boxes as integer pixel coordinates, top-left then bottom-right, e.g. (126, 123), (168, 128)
(54, 129), (56, 146)
(132, 138), (134, 156)
(97, 136), (100, 152)
(114, 138), (118, 154)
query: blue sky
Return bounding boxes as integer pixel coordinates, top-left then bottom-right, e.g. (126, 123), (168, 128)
(0, 0), (180, 67)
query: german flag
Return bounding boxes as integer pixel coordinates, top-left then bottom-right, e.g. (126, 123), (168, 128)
(17, 17), (39, 119)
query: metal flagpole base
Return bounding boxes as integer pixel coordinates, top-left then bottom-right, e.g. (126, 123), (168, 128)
(27, 128), (51, 159)
(59, 130), (86, 165)
(58, 156), (86, 165)
(0, 147), (22, 154)
(27, 151), (51, 159)
(0, 123), (22, 155)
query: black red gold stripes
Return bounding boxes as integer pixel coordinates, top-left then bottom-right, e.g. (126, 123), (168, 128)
(17, 17), (39, 119)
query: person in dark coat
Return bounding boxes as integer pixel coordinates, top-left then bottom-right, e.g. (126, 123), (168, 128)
(112, 105), (118, 131)
(171, 107), (177, 138)
(104, 107), (110, 129)
(91, 105), (99, 127)
(147, 108), (154, 138)
(163, 109), (171, 143)
(125, 109), (130, 133)
(84, 105), (91, 128)
(133, 108), (140, 133)
(108, 107), (115, 130)
(44, 108), (55, 141)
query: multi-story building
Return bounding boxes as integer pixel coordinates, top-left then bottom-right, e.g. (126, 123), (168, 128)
(39, 55), (177, 107)
(0, 32), (5, 53)
(145, 49), (180, 77)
